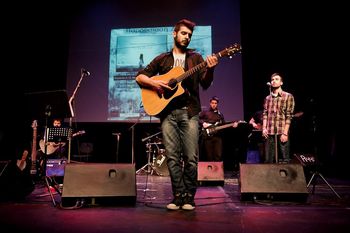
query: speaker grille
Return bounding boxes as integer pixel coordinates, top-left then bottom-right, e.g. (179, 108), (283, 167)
(239, 163), (308, 202)
(198, 162), (224, 186)
(62, 163), (136, 205)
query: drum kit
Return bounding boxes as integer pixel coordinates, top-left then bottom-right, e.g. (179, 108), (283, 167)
(136, 132), (169, 176)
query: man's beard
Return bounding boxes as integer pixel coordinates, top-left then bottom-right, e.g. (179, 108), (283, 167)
(174, 37), (189, 50)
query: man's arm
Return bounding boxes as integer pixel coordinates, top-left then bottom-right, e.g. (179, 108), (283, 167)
(135, 74), (171, 91)
(200, 55), (218, 89)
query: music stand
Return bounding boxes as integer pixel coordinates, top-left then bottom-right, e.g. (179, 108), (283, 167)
(24, 89), (71, 206)
(47, 127), (70, 143)
(42, 127), (70, 206)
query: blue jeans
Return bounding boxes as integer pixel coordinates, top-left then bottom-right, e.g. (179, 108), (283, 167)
(264, 134), (290, 163)
(161, 109), (199, 196)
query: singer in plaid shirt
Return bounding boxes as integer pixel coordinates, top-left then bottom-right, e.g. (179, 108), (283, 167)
(262, 73), (295, 163)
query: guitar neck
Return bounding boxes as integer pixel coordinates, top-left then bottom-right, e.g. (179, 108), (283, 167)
(177, 61), (207, 82)
(31, 129), (37, 162)
(212, 120), (245, 131)
(215, 122), (236, 131)
(176, 51), (224, 83)
(30, 120), (38, 175)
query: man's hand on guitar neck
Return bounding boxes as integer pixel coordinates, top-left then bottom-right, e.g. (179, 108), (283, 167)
(205, 54), (219, 69)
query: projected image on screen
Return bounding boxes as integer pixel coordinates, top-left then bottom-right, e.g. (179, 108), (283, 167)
(108, 26), (212, 122)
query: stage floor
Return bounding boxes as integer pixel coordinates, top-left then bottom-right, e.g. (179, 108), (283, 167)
(1, 166), (350, 233)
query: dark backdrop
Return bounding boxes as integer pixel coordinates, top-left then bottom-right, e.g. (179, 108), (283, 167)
(2, 1), (346, 177)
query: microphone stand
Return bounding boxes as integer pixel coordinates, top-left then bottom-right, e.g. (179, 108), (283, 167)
(128, 115), (143, 164)
(112, 132), (121, 163)
(67, 69), (89, 163)
(270, 86), (279, 164)
(267, 82), (278, 163)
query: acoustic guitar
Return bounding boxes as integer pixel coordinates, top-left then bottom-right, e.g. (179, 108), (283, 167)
(140, 43), (242, 116)
(16, 150), (29, 172)
(39, 130), (85, 155)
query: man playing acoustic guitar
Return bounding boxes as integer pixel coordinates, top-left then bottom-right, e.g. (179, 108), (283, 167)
(38, 118), (66, 158)
(135, 19), (219, 211)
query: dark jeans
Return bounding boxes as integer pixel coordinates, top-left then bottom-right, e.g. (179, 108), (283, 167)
(264, 134), (290, 163)
(201, 135), (222, 161)
(161, 109), (199, 196)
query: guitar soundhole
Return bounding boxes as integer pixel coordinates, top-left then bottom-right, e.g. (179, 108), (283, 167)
(168, 79), (177, 88)
(163, 85), (178, 100)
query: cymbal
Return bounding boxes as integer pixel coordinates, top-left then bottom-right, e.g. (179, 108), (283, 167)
(146, 142), (162, 146)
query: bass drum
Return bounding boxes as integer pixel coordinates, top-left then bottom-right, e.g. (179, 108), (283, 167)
(153, 149), (169, 176)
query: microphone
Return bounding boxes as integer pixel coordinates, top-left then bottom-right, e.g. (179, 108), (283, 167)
(81, 68), (90, 76)
(266, 82), (271, 86)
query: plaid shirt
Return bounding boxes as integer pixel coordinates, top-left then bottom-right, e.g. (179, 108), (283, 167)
(263, 90), (295, 135)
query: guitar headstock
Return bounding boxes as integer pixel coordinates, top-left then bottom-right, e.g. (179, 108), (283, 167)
(31, 120), (38, 129)
(217, 43), (242, 58)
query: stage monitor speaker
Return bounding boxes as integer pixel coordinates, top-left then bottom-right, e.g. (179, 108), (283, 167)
(61, 163), (136, 206)
(239, 163), (308, 202)
(197, 161), (224, 186)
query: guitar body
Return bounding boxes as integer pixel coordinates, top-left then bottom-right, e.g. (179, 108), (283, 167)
(202, 125), (224, 138)
(39, 140), (66, 155)
(16, 150), (28, 172)
(141, 66), (185, 116)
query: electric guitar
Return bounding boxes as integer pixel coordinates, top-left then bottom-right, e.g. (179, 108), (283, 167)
(140, 43), (242, 116)
(202, 120), (246, 137)
(39, 130), (85, 155)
